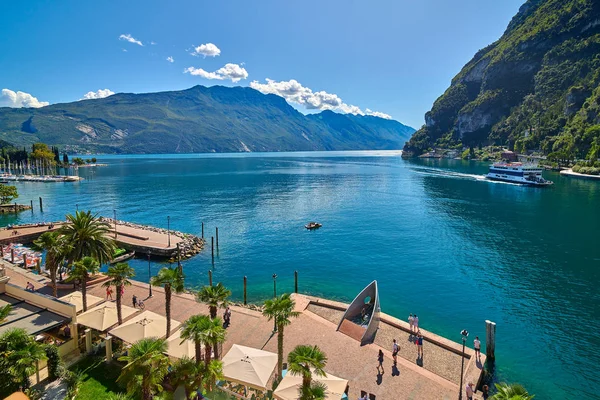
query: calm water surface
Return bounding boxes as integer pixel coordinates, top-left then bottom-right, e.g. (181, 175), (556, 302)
(2, 151), (598, 399)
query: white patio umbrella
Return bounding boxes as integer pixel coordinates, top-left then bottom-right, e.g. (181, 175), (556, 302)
(273, 369), (348, 400)
(166, 328), (197, 359)
(77, 302), (137, 331)
(221, 344), (278, 391)
(109, 310), (180, 343)
(59, 291), (104, 313)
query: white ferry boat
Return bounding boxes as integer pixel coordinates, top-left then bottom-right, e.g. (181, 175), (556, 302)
(486, 162), (553, 186)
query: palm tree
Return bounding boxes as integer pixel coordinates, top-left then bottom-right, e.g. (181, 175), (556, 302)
(200, 316), (226, 365)
(180, 314), (209, 364)
(180, 315), (226, 366)
(0, 304), (11, 322)
(151, 266), (184, 337)
(490, 383), (535, 400)
(60, 210), (116, 265)
(202, 359), (224, 392)
(117, 338), (170, 400)
(103, 262), (135, 324)
(287, 345), (327, 399)
(0, 328), (47, 392)
(263, 293), (300, 378)
(300, 381), (327, 400)
(196, 282), (231, 319)
(32, 231), (71, 297)
(169, 356), (203, 398)
(67, 257), (100, 312)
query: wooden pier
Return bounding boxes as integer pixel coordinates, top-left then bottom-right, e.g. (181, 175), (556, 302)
(0, 218), (204, 258)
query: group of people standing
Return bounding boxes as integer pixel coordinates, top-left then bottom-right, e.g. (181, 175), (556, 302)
(408, 313), (424, 359)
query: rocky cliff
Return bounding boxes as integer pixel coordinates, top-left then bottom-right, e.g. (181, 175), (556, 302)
(403, 0), (600, 160)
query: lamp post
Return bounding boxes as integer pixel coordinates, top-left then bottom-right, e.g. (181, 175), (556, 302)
(148, 253), (153, 298)
(272, 273), (278, 333)
(113, 209), (117, 239)
(458, 329), (469, 400)
(167, 216), (171, 247)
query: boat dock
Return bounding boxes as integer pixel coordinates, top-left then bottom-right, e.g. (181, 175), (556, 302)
(0, 219), (204, 258)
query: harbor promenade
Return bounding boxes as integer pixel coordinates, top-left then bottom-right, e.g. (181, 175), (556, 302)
(3, 264), (486, 400)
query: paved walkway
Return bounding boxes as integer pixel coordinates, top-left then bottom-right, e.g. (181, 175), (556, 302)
(3, 266), (485, 400)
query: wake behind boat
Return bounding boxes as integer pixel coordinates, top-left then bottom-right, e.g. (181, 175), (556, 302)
(486, 162), (553, 186)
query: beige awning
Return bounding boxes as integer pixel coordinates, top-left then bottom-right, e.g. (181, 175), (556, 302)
(273, 369), (348, 400)
(59, 291), (104, 313)
(166, 328), (197, 359)
(77, 302), (137, 331)
(221, 344), (277, 391)
(109, 311), (180, 343)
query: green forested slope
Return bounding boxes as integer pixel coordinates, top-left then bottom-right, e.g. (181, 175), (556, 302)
(403, 0), (600, 160)
(0, 85), (414, 154)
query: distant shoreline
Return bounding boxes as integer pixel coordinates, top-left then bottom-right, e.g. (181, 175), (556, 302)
(560, 169), (600, 180)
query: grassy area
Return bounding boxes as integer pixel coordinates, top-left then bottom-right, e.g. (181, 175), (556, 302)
(69, 356), (126, 399)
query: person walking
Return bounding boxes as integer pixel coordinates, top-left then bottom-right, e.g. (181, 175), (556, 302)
(376, 349), (385, 374)
(465, 382), (474, 400)
(132, 294), (138, 308)
(413, 314), (419, 331)
(408, 313), (414, 333)
(416, 331), (424, 359)
(106, 286), (113, 300)
(474, 336), (481, 360)
(392, 339), (399, 364)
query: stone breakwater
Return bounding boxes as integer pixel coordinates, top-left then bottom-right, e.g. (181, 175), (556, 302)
(100, 217), (205, 259)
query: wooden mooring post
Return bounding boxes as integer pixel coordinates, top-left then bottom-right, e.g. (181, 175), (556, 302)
(14, 202), (17, 214)
(11, 248), (15, 263)
(30, 200), (33, 213)
(208, 270), (213, 286)
(243, 276), (247, 305)
(486, 320), (496, 361)
(294, 270), (298, 293)
(201, 222), (204, 238)
(211, 236), (214, 263)
(216, 227), (219, 249)
(39, 197), (43, 212)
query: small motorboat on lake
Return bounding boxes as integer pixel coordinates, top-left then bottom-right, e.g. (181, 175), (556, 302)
(110, 248), (135, 264)
(305, 222), (322, 230)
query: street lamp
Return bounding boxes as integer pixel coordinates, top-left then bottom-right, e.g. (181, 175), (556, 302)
(458, 329), (469, 400)
(167, 216), (171, 247)
(113, 209), (117, 238)
(272, 273), (278, 333)
(148, 253), (153, 298)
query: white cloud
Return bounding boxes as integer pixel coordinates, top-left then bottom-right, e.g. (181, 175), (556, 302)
(366, 108), (392, 119)
(191, 43), (221, 57)
(122, 48), (128, 52)
(249, 79), (390, 117)
(119, 33), (143, 46)
(184, 63), (248, 82)
(166, 56), (174, 63)
(150, 41), (157, 45)
(0, 88), (49, 108)
(80, 89), (115, 100)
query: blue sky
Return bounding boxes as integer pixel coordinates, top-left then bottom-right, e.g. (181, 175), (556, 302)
(0, 0), (524, 128)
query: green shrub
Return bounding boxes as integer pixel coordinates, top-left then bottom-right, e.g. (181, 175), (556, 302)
(45, 344), (63, 381)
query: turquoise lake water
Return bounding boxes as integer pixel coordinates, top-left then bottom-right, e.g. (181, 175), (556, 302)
(1, 151), (598, 399)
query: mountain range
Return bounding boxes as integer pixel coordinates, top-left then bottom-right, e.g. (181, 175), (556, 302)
(0, 85), (414, 154)
(403, 0), (600, 160)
